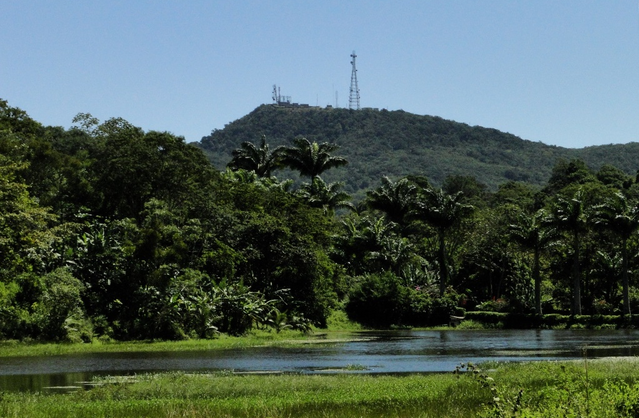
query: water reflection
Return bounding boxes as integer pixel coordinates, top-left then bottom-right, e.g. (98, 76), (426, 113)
(1, 329), (638, 392)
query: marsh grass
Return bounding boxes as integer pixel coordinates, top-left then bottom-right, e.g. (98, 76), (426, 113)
(5, 359), (639, 417)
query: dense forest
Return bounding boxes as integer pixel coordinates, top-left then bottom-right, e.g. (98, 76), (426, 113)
(2, 98), (639, 342)
(200, 105), (639, 197)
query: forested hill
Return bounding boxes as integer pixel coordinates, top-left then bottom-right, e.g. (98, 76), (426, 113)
(198, 105), (639, 194)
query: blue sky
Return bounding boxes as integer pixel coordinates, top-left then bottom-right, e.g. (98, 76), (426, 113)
(2, 1), (639, 148)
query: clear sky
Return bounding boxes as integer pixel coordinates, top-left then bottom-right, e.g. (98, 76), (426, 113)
(2, 1), (639, 149)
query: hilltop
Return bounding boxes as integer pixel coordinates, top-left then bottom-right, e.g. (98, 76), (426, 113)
(198, 105), (639, 195)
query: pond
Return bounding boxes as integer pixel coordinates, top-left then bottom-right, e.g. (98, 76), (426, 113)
(2, 329), (639, 392)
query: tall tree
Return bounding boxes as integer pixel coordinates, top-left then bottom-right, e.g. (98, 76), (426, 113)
(413, 188), (473, 295)
(442, 174), (488, 207)
(227, 135), (285, 178)
(93, 123), (214, 220)
(592, 192), (639, 315)
(543, 159), (595, 197)
(281, 137), (347, 178)
(509, 209), (557, 314)
(0, 99), (44, 138)
(0, 157), (56, 278)
(552, 190), (589, 315)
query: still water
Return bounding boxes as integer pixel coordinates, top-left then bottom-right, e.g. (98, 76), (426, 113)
(2, 329), (639, 392)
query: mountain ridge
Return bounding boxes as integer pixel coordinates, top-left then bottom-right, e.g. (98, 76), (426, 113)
(198, 105), (639, 195)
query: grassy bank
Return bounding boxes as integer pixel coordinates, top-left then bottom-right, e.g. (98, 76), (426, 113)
(0, 310), (364, 358)
(2, 359), (639, 417)
(0, 329), (363, 358)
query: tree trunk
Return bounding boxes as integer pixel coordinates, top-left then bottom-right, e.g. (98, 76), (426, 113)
(571, 231), (582, 316)
(622, 236), (631, 316)
(533, 248), (541, 314)
(438, 229), (447, 296)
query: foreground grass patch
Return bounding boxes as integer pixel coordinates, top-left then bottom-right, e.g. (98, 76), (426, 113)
(0, 372), (472, 418)
(4, 359), (639, 417)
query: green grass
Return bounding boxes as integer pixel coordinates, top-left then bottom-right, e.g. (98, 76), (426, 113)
(325, 308), (363, 331)
(0, 329), (363, 358)
(0, 310), (365, 358)
(3, 359), (639, 417)
(0, 371), (477, 417)
(451, 319), (491, 330)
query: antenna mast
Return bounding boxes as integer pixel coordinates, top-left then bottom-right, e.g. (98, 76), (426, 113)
(272, 84), (291, 105)
(349, 51), (360, 110)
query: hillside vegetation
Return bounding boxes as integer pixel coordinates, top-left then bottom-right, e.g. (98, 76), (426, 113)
(199, 105), (639, 194)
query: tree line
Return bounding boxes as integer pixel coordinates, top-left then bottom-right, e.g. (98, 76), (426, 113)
(1, 98), (639, 341)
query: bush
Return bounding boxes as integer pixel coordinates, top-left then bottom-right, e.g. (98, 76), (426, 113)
(6, 268), (88, 341)
(476, 298), (511, 312)
(345, 272), (409, 328)
(407, 289), (433, 325)
(346, 276), (464, 328)
(40, 268), (86, 340)
(465, 311), (508, 325)
(407, 287), (461, 326)
(431, 289), (462, 324)
(461, 312), (639, 329)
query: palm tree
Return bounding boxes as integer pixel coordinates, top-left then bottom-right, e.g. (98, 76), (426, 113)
(221, 167), (294, 193)
(509, 209), (557, 314)
(227, 135), (285, 178)
(297, 176), (354, 215)
(366, 176), (418, 226)
(413, 188), (474, 296)
(332, 215), (397, 276)
(221, 167), (258, 184)
(367, 236), (420, 279)
(552, 190), (589, 315)
(281, 137), (347, 178)
(592, 192), (639, 315)
(590, 250), (623, 309)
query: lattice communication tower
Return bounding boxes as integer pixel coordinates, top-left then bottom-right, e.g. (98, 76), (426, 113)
(349, 51), (360, 110)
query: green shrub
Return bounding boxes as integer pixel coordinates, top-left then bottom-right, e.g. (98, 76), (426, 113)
(465, 311), (508, 325)
(454, 319), (487, 329)
(39, 268), (86, 341)
(346, 276), (463, 328)
(403, 287), (461, 326)
(476, 298), (511, 312)
(462, 312), (639, 329)
(345, 272), (409, 327)
(407, 289), (433, 325)
(2, 268), (87, 341)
